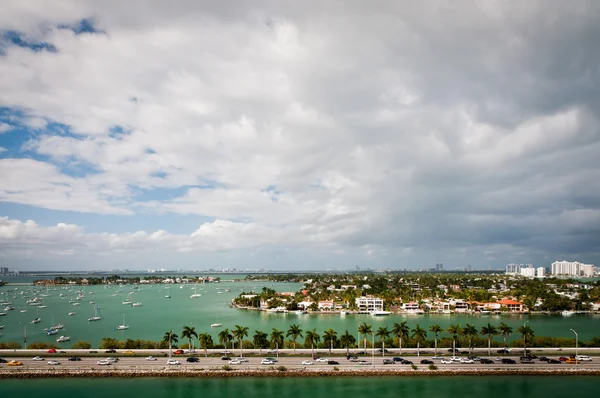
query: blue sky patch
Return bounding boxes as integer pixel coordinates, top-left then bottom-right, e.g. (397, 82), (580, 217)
(0, 30), (57, 54)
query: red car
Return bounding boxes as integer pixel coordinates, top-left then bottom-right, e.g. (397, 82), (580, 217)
(174, 349), (184, 355)
(559, 357), (568, 362)
(47, 348), (57, 353)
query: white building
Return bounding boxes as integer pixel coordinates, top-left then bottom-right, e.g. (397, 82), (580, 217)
(520, 267), (536, 278)
(536, 267), (545, 277)
(551, 261), (595, 276)
(355, 297), (383, 312)
(506, 263), (532, 274)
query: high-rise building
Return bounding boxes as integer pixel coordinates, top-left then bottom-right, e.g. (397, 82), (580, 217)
(435, 263), (444, 272)
(551, 261), (595, 276)
(536, 267), (545, 277)
(520, 267), (536, 278)
(506, 263), (531, 274)
(0, 267), (8, 274)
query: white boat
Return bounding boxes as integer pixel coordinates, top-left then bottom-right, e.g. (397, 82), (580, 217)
(164, 287), (171, 298)
(56, 335), (70, 342)
(0, 312), (6, 316)
(561, 310), (575, 317)
(117, 314), (129, 330)
(31, 317), (41, 324)
(211, 323), (222, 328)
(190, 285), (201, 299)
(340, 311), (347, 316)
(0, 324), (4, 328)
(20, 309), (28, 313)
(38, 305), (48, 308)
(88, 306), (102, 321)
(479, 310), (491, 315)
(371, 310), (392, 316)
(132, 302), (142, 307)
(68, 312), (76, 316)
(47, 329), (58, 336)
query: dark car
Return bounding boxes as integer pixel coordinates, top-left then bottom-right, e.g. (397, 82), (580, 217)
(347, 355), (358, 360)
(480, 358), (494, 364)
(186, 357), (199, 363)
(0, 358), (7, 363)
(328, 360), (340, 365)
(392, 357), (404, 362)
(383, 359), (394, 365)
(497, 349), (510, 354)
(538, 356), (549, 362)
(67, 357), (81, 361)
(88, 350), (98, 354)
(221, 356), (231, 361)
(105, 349), (117, 353)
(420, 359), (433, 364)
(459, 351), (469, 355)
(401, 360), (413, 365)
(502, 358), (516, 364)
(549, 359), (561, 364)
(520, 357), (535, 364)
(378, 348), (389, 353)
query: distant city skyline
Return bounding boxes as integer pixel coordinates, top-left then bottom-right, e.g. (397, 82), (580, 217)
(2, 2), (600, 271)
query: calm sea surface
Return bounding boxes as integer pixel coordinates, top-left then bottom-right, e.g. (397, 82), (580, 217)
(1, 278), (599, 346)
(2, 376), (599, 398)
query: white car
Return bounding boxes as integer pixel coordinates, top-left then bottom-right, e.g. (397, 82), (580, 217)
(167, 359), (180, 365)
(47, 360), (60, 365)
(460, 358), (474, 364)
(302, 360), (313, 365)
(106, 357), (118, 363)
(440, 359), (453, 364)
(146, 356), (157, 361)
(576, 355), (593, 362)
(97, 360), (110, 365)
(450, 357), (462, 362)
(234, 357), (249, 363)
(316, 358), (329, 362)
(32, 356), (44, 361)
(261, 359), (275, 365)
(432, 356), (444, 360)
(229, 360), (242, 365)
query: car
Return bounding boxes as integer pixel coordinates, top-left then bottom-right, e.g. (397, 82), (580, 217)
(401, 360), (413, 365)
(122, 350), (135, 355)
(440, 359), (453, 364)
(0, 358), (7, 363)
(459, 351), (469, 355)
(32, 356), (44, 361)
(420, 359), (434, 364)
(67, 357), (81, 361)
(167, 359), (181, 365)
(47, 348), (57, 353)
(88, 350), (98, 353)
(468, 355), (480, 360)
(480, 358), (494, 364)
(349, 357), (360, 362)
(174, 349), (184, 355)
(328, 360), (340, 365)
(520, 358), (534, 364)
(450, 357), (462, 362)
(559, 357), (569, 362)
(431, 355), (444, 360)
(221, 356), (231, 361)
(146, 356), (157, 361)
(316, 357), (329, 362)
(48, 360), (60, 365)
(358, 360), (371, 365)
(302, 360), (313, 365)
(566, 358), (578, 364)
(97, 360), (110, 365)
(266, 349), (278, 354)
(261, 359), (275, 365)
(576, 355), (592, 362)
(106, 357), (119, 362)
(186, 357), (199, 363)
(265, 357), (278, 363)
(383, 359), (394, 365)
(346, 355), (358, 360)
(105, 349), (117, 353)
(234, 357), (249, 363)
(7, 360), (23, 366)
(220, 350), (232, 355)
(378, 348), (389, 353)
(229, 360), (242, 365)
(460, 359), (474, 364)
(501, 358), (516, 364)
(539, 357), (550, 362)
(549, 359), (561, 364)
(392, 357), (404, 363)
(497, 348), (511, 354)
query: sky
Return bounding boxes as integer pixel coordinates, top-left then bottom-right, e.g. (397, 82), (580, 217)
(1, 1), (599, 272)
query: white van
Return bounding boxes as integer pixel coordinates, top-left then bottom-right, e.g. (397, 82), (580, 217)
(575, 355), (592, 361)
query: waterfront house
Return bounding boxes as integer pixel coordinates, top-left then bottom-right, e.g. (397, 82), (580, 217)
(497, 298), (525, 312)
(355, 296), (384, 312)
(318, 300), (335, 310)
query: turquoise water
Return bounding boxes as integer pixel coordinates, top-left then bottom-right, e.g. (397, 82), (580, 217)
(1, 280), (599, 347)
(1, 376), (599, 397)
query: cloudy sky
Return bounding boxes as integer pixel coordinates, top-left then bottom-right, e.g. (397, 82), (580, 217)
(1, 1), (599, 271)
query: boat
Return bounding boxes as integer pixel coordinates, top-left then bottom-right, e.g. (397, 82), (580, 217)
(479, 310), (491, 315)
(561, 310), (576, 317)
(47, 329), (58, 336)
(371, 310), (392, 316)
(0, 312), (6, 316)
(132, 302), (142, 307)
(190, 285), (201, 299)
(20, 309), (28, 313)
(210, 323), (222, 328)
(340, 311), (347, 316)
(56, 335), (70, 342)
(31, 317), (41, 324)
(117, 314), (129, 330)
(72, 302), (80, 306)
(68, 312), (76, 316)
(164, 287), (171, 298)
(295, 310), (308, 315)
(88, 306), (102, 321)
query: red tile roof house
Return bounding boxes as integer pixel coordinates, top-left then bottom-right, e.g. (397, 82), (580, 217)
(497, 299), (525, 312)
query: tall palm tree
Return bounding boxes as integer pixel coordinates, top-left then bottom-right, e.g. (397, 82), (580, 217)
(428, 324), (443, 355)
(198, 332), (213, 357)
(339, 329), (356, 356)
(270, 328), (284, 352)
(218, 328), (232, 352)
(517, 324), (534, 354)
(323, 328), (338, 354)
(447, 324), (462, 357)
(304, 329), (320, 358)
(252, 330), (269, 355)
(376, 326), (390, 357)
(286, 324), (303, 354)
(232, 325), (249, 357)
(480, 323), (498, 356)
(411, 325), (427, 357)
(392, 321), (410, 354)
(181, 326), (198, 355)
(462, 324), (478, 355)
(163, 330), (178, 357)
(499, 322), (513, 354)
(358, 322), (372, 352)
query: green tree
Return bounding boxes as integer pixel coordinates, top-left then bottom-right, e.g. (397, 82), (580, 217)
(304, 329), (321, 358)
(447, 324), (462, 357)
(392, 321), (410, 354)
(517, 324), (535, 354)
(163, 330), (178, 357)
(181, 326), (198, 355)
(411, 325), (427, 357)
(462, 324), (478, 355)
(499, 322), (513, 354)
(358, 322), (372, 352)
(323, 328), (338, 354)
(218, 328), (232, 352)
(376, 326), (390, 356)
(71, 341), (91, 349)
(198, 332), (213, 357)
(253, 330), (269, 355)
(428, 324), (443, 355)
(480, 323), (498, 356)
(339, 329), (356, 356)
(232, 325), (249, 357)
(270, 328), (284, 351)
(286, 324), (303, 354)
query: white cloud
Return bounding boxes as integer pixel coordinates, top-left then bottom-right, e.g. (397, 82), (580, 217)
(0, 122), (13, 133)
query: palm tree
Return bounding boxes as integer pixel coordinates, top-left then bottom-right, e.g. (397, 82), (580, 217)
(270, 328), (284, 353)
(339, 329), (356, 356)
(286, 324), (303, 354)
(218, 328), (232, 352)
(358, 322), (372, 352)
(163, 330), (178, 357)
(323, 328), (338, 354)
(304, 329), (320, 358)
(462, 324), (478, 355)
(181, 326), (198, 355)
(480, 323), (498, 356)
(198, 332), (213, 357)
(428, 324), (443, 355)
(375, 327), (390, 357)
(499, 322), (513, 354)
(447, 324), (462, 357)
(517, 324), (534, 354)
(252, 330), (269, 355)
(392, 321), (410, 354)
(232, 325), (249, 357)
(411, 325), (427, 357)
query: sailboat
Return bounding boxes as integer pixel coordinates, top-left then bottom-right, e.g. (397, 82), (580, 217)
(31, 308), (41, 324)
(190, 285), (201, 299)
(88, 305), (102, 321)
(117, 314), (129, 330)
(164, 287), (171, 299)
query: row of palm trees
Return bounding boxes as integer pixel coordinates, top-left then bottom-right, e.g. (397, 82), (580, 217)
(162, 322), (535, 357)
